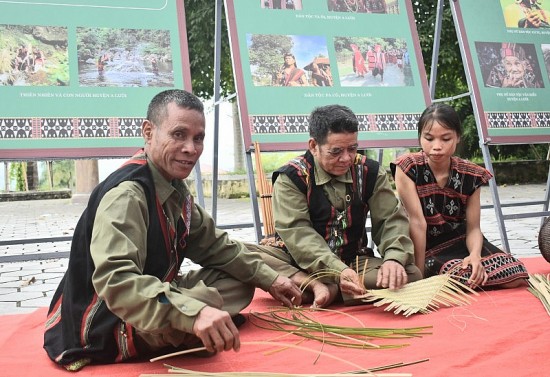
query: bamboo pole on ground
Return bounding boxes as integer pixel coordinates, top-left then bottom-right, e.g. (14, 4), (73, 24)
(254, 142), (275, 238)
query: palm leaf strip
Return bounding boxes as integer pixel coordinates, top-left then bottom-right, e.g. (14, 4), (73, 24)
(249, 307), (431, 350)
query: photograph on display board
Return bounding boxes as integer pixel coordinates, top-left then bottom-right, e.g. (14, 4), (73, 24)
(77, 27), (174, 88)
(450, 0), (550, 143)
(327, 0), (399, 14)
(261, 0), (303, 10)
(0, 0), (190, 160)
(475, 41), (544, 89)
(0, 25), (68, 86)
(247, 34), (332, 87)
(500, 0), (550, 29)
(225, 0), (430, 150)
(334, 37), (413, 87)
(542, 44), (550, 79)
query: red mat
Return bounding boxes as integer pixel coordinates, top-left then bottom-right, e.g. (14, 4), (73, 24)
(1, 257), (549, 377)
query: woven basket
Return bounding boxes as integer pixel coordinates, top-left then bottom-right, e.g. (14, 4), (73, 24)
(537, 216), (550, 263)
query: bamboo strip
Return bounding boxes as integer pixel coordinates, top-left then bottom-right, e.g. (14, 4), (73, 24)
(140, 372), (412, 377)
(254, 142), (275, 237)
(147, 342), (426, 377)
(326, 331), (379, 348)
(151, 359), (430, 376)
(151, 341), (372, 372)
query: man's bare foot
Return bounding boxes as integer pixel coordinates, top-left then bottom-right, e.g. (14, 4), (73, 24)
(311, 282), (339, 308)
(290, 271), (339, 308)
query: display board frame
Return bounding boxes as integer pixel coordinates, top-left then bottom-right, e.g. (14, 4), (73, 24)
(450, 0), (550, 253)
(0, 0), (192, 160)
(224, 0), (431, 152)
(450, 0), (550, 145)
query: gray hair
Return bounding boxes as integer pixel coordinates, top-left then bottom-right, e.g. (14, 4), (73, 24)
(146, 89), (204, 126)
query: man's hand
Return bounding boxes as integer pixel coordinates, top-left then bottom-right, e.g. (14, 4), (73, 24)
(376, 260), (407, 290)
(339, 268), (366, 296)
(192, 306), (240, 353)
(268, 275), (302, 308)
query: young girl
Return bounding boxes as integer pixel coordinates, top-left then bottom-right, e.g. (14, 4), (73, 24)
(390, 103), (528, 289)
(276, 53), (308, 86)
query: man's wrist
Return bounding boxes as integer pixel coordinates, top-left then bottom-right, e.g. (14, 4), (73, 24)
(383, 258), (404, 266)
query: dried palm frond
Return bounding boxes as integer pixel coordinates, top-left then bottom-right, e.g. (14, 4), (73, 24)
(527, 273), (550, 316)
(301, 267), (477, 317)
(359, 274), (479, 317)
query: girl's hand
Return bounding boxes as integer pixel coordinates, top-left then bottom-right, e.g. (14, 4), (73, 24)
(462, 255), (488, 287)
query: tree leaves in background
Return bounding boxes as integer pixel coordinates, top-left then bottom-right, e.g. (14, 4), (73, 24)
(184, 0), (546, 161)
(185, 0), (234, 99)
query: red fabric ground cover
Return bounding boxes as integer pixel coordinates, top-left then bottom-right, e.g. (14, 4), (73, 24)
(1, 257), (548, 377)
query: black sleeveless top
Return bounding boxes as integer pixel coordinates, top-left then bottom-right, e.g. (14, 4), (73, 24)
(44, 152), (190, 368)
(273, 150), (378, 264)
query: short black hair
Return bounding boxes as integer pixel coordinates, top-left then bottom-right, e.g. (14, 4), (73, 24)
(308, 104), (358, 145)
(417, 103), (462, 139)
(146, 89), (204, 126)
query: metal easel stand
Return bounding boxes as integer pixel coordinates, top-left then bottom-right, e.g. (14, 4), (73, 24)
(208, 0), (224, 221)
(445, 0), (511, 252)
(448, 0), (550, 253)
(208, 0), (259, 238)
(478, 141), (550, 252)
(246, 147), (264, 243)
(479, 141), (511, 252)
(204, 0), (265, 240)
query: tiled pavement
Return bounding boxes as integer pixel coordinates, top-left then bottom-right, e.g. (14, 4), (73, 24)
(0, 184), (547, 316)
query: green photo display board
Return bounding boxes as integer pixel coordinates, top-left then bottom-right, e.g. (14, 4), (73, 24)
(225, 0), (431, 152)
(451, 0), (550, 144)
(0, 0), (192, 160)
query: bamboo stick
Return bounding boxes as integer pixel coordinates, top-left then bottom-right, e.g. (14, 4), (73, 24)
(150, 341), (370, 372)
(141, 372), (412, 377)
(149, 341), (424, 377)
(140, 372), (413, 377)
(254, 142), (275, 237)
